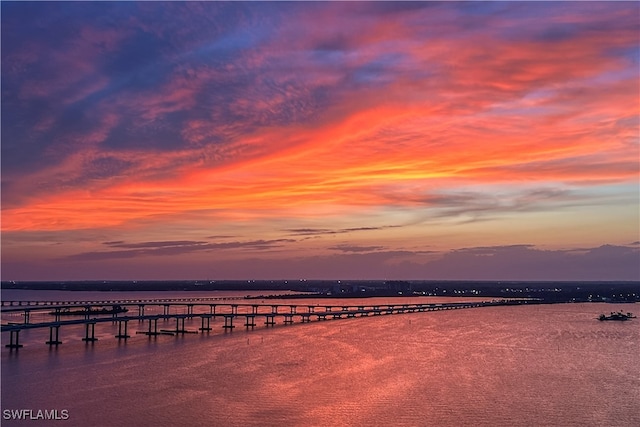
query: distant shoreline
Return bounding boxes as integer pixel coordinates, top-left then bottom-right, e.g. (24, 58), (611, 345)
(2, 280), (638, 303)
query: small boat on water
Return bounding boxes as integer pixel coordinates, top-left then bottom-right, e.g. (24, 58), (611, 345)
(49, 305), (128, 316)
(598, 311), (636, 321)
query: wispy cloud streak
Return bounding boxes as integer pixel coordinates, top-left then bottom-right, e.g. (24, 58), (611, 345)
(67, 239), (296, 261)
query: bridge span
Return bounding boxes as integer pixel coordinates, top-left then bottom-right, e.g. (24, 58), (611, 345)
(1, 296), (244, 307)
(1, 299), (534, 350)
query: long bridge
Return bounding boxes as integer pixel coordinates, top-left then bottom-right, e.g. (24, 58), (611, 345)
(1, 298), (533, 350)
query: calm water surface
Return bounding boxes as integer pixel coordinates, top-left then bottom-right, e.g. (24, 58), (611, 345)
(1, 291), (638, 426)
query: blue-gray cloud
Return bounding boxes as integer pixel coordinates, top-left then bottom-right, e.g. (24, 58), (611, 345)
(66, 239), (296, 261)
(286, 225), (401, 236)
(328, 244), (385, 253)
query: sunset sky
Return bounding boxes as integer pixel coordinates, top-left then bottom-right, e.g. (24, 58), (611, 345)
(2, 1), (638, 281)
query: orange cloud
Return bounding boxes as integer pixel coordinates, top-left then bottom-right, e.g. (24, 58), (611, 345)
(2, 1), (637, 258)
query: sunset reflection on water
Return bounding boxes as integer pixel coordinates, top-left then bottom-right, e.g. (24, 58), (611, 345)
(2, 295), (638, 426)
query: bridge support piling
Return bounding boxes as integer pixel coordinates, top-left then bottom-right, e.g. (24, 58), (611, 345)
(199, 315), (212, 331)
(264, 314), (276, 326)
(145, 318), (160, 336)
(23, 310), (30, 324)
(5, 330), (23, 348)
(223, 315), (235, 330)
(82, 322), (98, 342)
(163, 304), (170, 316)
(244, 315), (256, 329)
(175, 317), (187, 334)
(115, 320), (130, 339)
(283, 314), (294, 324)
(46, 325), (62, 346)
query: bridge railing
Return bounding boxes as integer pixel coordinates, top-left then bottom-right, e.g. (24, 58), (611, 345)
(1, 296), (246, 307)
